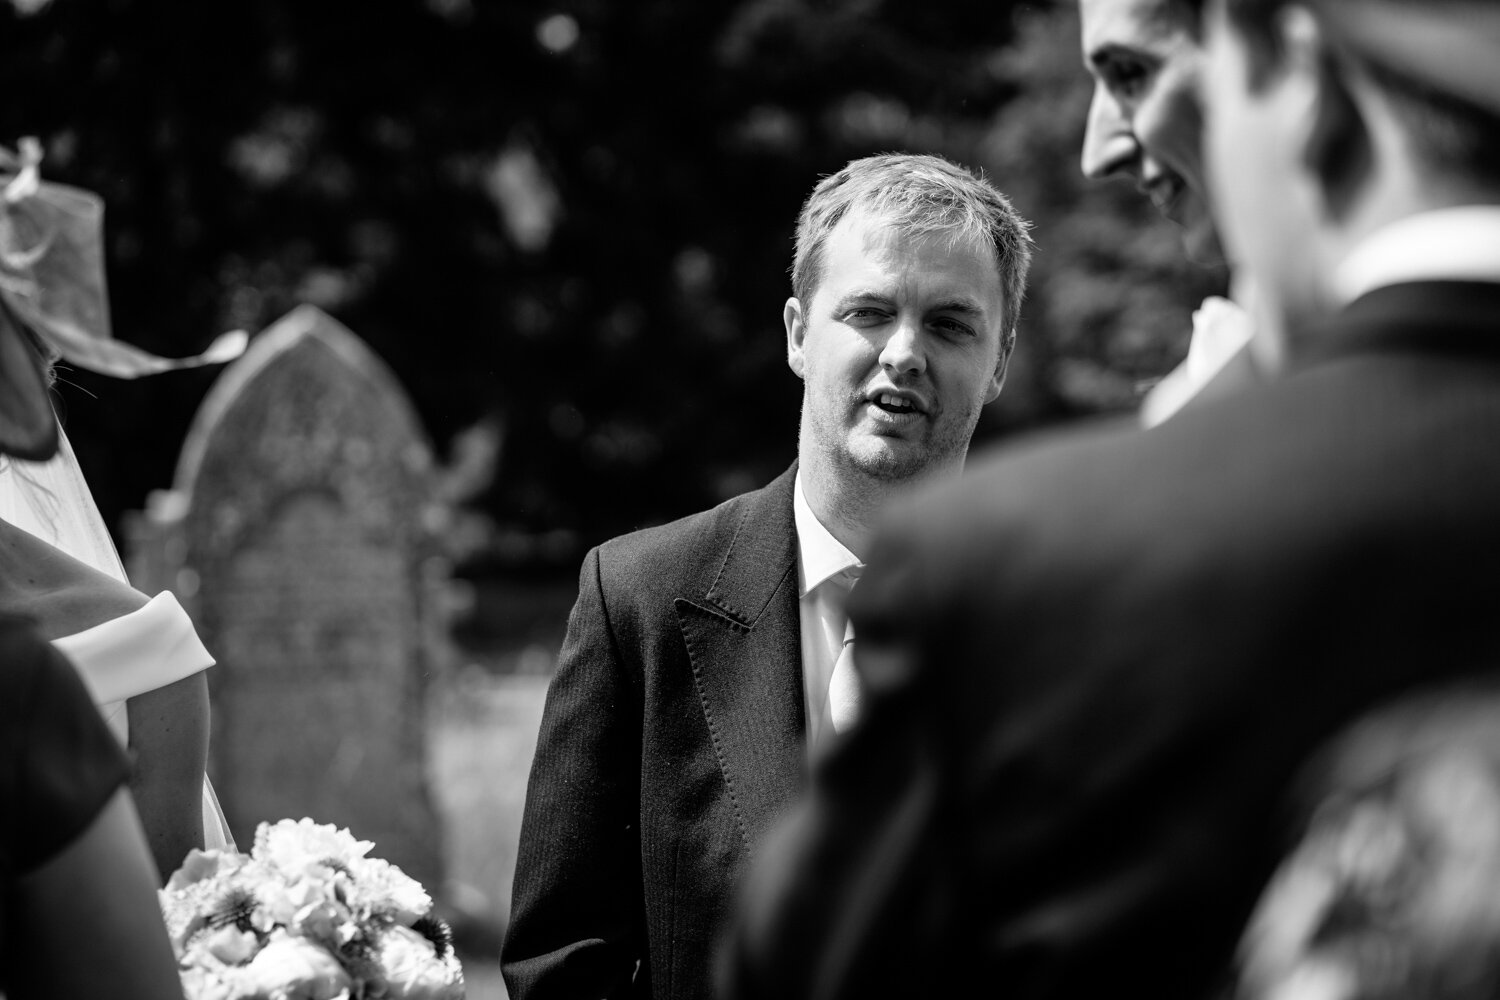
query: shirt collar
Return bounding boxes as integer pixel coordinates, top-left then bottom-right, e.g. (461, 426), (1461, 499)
(793, 470), (862, 598)
(1333, 205), (1500, 307)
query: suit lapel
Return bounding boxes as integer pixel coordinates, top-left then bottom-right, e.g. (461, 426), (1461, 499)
(676, 465), (806, 854)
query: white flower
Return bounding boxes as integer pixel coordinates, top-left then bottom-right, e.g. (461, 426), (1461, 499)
(167, 847), (251, 891)
(180, 964), (256, 1000)
(160, 816), (462, 1000)
(252, 876), (303, 929)
(346, 857), (432, 926)
(288, 893), (360, 949)
(203, 925), (263, 965)
(254, 819), (374, 878)
(160, 867), (258, 952)
(368, 924), (465, 1000)
(241, 934), (352, 1000)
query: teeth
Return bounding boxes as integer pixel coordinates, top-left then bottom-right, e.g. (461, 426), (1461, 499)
(876, 393), (914, 411)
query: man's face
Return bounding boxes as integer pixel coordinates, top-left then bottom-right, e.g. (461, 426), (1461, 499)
(1080, 0), (1220, 262)
(786, 210), (1009, 485)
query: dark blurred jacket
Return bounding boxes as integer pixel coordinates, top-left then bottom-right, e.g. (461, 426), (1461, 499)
(1237, 677), (1500, 1000)
(504, 466), (806, 1000)
(725, 282), (1500, 1000)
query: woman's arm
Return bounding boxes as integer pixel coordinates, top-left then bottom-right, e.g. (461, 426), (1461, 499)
(3, 517), (214, 878)
(9, 788), (184, 1000)
(126, 670), (210, 882)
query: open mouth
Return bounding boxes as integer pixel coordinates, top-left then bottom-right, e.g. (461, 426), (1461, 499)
(869, 392), (923, 417)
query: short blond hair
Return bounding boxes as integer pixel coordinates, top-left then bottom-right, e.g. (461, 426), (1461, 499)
(790, 153), (1034, 337)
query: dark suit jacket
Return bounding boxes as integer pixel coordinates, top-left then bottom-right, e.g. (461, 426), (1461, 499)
(1236, 676), (1500, 999)
(724, 282), (1500, 1000)
(504, 465), (807, 1000)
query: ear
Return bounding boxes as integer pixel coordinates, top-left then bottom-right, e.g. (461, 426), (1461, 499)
(784, 297), (806, 379)
(984, 326), (1015, 404)
(1280, 5), (1372, 220)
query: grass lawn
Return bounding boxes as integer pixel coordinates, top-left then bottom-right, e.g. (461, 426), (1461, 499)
(430, 666), (549, 1000)
(427, 577), (574, 999)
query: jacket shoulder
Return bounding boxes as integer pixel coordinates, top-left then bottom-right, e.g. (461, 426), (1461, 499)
(591, 470), (792, 602)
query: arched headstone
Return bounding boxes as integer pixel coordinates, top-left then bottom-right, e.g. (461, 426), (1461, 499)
(134, 305), (447, 891)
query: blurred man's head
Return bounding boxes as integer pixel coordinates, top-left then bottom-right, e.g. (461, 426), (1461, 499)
(1079, 0), (1221, 262)
(1204, 0), (1500, 335)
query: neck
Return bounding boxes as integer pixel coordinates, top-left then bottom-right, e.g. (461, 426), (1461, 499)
(1269, 132), (1495, 363)
(797, 449), (962, 560)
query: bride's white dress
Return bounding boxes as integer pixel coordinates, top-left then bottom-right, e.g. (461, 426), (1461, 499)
(0, 426), (235, 851)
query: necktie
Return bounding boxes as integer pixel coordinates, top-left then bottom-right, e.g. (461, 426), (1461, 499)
(827, 568), (863, 733)
(827, 616), (860, 733)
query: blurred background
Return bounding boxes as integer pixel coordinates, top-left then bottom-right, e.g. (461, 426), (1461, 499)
(0, 0), (1227, 995)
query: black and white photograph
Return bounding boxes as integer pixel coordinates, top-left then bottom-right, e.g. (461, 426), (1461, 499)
(3, 1), (1499, 998)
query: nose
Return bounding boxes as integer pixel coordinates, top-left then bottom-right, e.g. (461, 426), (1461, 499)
(1081, 83), (1139, 179)
(879, 316), (927, 377)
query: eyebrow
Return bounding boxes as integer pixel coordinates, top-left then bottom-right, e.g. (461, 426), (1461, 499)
(929, 298), (988, 317)
(831, 290), (894, 311)
(832, 293), (988, 316)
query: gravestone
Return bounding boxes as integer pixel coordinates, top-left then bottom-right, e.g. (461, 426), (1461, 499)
(127, 305), (448, 892)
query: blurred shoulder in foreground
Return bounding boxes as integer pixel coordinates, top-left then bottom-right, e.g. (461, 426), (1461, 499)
(1238, 679), (1500, 1000)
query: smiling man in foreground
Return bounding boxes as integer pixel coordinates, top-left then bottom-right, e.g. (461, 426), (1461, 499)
(1079, 0), (1261, 424)
(502, 152), (1033, 1000)
(724, 1), (1500, 997)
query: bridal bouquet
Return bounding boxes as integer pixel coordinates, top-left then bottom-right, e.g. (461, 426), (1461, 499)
(159, 818), (464, 1000)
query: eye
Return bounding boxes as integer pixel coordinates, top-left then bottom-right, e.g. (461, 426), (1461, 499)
(931, 317), (976, 339)
(842, 307), (890, 327)
(1107, 59), (1151, 100)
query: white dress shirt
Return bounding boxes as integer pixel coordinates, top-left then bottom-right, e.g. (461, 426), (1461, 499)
(1138, 293), (1256, 427)
(793, 471), (862, 747)
(1332, 206), (1500, 305)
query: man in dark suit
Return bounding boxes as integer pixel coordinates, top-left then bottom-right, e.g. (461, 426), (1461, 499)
(501, 153), (1034, 1000)
(724, 2), (1500, 999)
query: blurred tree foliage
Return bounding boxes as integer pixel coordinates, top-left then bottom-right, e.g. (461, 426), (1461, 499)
(0, 0), (1223, 577)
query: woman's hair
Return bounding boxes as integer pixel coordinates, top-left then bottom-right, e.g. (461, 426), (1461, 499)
(20, 322), (60, 388)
